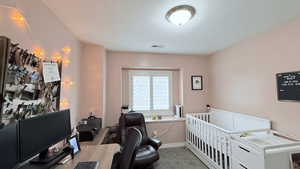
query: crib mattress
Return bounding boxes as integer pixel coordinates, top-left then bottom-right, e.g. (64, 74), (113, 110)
(233, 132), (295, 150)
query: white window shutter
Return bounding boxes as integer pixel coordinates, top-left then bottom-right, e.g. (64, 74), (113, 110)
(153, 76), (170, 110)
(132, 76), (151, 111)
(129, 70), (172, 114)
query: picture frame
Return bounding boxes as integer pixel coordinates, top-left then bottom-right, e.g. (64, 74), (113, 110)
(68, 135), (81, 155)
(191, 76), (203, 90)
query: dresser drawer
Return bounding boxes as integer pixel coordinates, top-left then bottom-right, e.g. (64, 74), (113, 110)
(231, 140), (264, 169)
(232, 159), (253, 169)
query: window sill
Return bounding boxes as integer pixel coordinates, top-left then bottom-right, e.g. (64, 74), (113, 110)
(145, 116), (185, 123)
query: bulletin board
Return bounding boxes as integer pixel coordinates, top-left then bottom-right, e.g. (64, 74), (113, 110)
(0, 36), (62, 125)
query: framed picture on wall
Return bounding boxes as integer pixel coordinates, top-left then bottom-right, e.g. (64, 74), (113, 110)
(191, 76), (203, 90)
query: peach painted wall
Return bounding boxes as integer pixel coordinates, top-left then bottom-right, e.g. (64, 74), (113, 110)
(80, 43), (106, 121)
(209, 18), (300, 139)
(106, 51), (210, 126)
(0, 0), (82, 126)
(146, 120), (185, 144)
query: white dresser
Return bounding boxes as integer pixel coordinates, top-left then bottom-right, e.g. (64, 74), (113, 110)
(231, 131), (300, 169)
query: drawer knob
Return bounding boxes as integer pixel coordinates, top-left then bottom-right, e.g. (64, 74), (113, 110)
(239, 146), (250, 153)
(239, 163), (248, 169)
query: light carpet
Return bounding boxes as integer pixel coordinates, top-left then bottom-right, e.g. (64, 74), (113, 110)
(155, 147), (209, 169)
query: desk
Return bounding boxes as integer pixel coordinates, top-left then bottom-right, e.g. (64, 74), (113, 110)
(80, 128), (109, 146)
(56, 144), (119, 169)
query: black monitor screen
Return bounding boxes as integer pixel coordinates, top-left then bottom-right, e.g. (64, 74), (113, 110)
(19, 110), (71, 162)
(0, 123), (19, 169)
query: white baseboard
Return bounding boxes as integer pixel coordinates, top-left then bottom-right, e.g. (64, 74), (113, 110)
(160, 142), (186, 149)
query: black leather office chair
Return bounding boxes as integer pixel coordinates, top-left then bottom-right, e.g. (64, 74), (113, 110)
(112, 127), (142, 169)
(119, 113), (161, 169)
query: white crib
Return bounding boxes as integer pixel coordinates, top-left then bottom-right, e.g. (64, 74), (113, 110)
(186, 109), (271, 169)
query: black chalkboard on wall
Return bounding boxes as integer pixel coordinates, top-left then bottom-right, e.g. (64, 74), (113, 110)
(276, 71), (300, 101)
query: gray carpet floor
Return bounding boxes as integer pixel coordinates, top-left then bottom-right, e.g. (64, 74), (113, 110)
(155, 147), (209, 169)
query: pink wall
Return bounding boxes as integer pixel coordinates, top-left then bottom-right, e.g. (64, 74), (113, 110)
(4, 0), (299, 142)
(146, 120), (185, 144)
(0, 0), (82, 126)
(80, 43), (106, 120)
(106, 51), (210, 127)
(209, 18), (300, 139)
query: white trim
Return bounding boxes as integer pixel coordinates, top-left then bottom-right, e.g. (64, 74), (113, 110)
(145, 117), (185, 123)
(160, 142), (186, 149)
(128, 70), (173, 115)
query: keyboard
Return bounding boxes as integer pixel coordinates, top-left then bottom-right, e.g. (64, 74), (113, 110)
(74, 161), (99, 169)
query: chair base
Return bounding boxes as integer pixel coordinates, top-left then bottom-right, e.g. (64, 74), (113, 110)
(134, 164), (154, 169)
(134, 145), (159, 169)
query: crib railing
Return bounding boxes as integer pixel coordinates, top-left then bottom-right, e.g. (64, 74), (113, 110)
(186, 113), (231, 169)
(190, 112), (211, 122)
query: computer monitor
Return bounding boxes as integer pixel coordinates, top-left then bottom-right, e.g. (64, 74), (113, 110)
(0, 123), (19, 169)
(19, 109), (71, 163)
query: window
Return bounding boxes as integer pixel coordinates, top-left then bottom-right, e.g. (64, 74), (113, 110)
(128, 70), (172, 115)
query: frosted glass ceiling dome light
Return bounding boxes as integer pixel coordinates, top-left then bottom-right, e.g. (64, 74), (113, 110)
(166, 5), (196, 26)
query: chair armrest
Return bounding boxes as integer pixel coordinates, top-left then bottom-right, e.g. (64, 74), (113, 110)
(148, 138), (162, 150)
(111, 152), (121, 169)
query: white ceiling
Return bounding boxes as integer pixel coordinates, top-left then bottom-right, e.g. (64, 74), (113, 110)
(43, 0), (300, 55)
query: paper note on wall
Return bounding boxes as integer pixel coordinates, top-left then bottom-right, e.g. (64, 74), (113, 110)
(42, 62), (60, 83)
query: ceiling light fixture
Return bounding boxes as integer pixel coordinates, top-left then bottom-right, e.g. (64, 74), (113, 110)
(166, 5), (196, 26)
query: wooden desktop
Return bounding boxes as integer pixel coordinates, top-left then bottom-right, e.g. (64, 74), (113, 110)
(80, 128), (109, 146)
(18, 128), (117, 169)
(55, 144), (119, 169)
(56, 128), (118, 169)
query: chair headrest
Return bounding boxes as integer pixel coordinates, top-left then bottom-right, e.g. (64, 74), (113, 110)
(123, 113), (144, 127)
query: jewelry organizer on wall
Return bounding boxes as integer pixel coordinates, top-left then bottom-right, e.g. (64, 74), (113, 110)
(0, 36), (62, 126)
